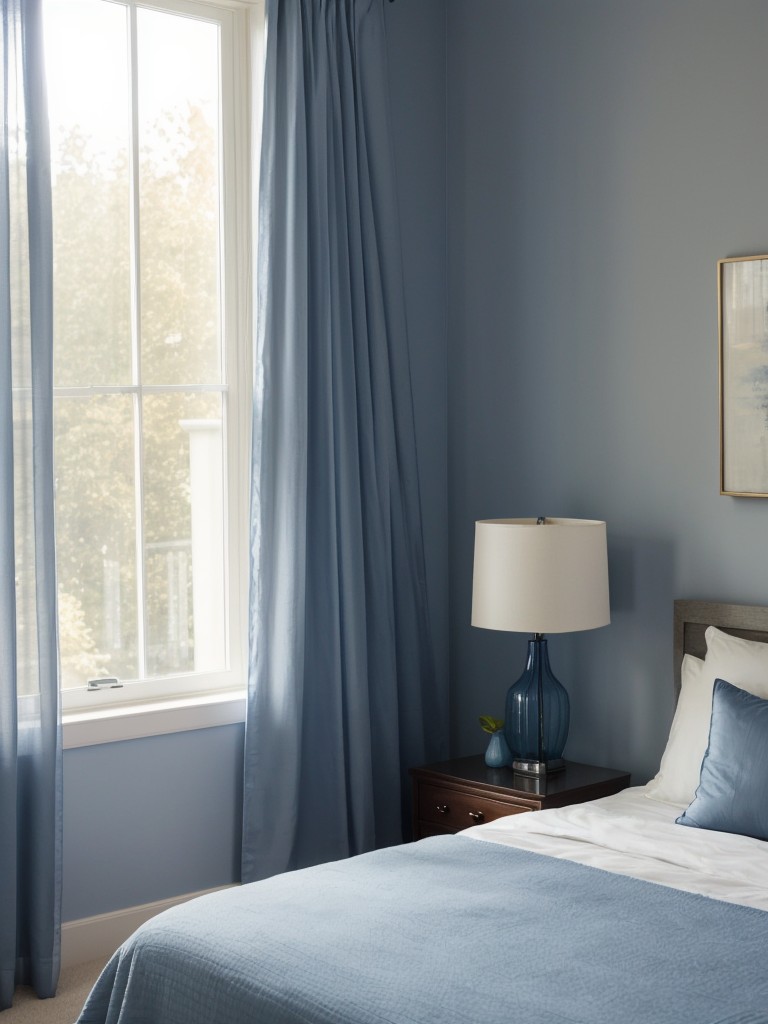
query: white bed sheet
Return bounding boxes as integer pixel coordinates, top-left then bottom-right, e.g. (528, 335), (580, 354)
(463, 785), (768, 911)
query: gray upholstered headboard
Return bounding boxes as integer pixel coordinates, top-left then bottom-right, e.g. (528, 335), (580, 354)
(673, 599), (768, 699)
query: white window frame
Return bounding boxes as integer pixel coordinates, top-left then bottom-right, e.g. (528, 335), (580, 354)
(56, 0), (264, 741)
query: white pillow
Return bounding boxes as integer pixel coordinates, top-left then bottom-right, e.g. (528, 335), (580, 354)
(705, 625), (768, 682)
(645, 627), (768, 806)
(645, 654), (707, 806)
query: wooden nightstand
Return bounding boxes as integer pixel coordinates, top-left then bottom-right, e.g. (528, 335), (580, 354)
(409, 755), (631, 840)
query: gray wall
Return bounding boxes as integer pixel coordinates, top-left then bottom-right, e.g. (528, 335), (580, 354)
(447, 0), (768, 782)
(61, 0), (448, 924)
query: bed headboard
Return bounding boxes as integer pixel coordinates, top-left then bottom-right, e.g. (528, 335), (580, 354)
(673, 599), (768, 698)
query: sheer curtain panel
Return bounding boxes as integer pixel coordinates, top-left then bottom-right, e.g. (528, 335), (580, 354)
(242, 0), (444, 882)
(0, 0), (62, 1010)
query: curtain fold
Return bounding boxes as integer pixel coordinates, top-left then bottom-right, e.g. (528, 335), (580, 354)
(242, 0), (445, 883)
(0, 0), (62, 1010)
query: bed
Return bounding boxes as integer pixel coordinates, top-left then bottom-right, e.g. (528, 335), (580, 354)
(77, 601), (768, 1024)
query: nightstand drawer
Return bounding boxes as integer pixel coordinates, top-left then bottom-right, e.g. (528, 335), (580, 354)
(417, 782), (529, 831)
(410, 757), (631, 842)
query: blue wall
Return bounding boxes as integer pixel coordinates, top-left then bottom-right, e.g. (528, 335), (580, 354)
(446, 0), (768, 781)
(63, 726), (244, 920)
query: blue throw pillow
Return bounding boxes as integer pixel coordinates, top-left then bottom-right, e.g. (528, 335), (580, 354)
(676, 678), (768, 841)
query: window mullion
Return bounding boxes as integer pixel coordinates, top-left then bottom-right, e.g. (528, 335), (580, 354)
(127, 2), (148, 680)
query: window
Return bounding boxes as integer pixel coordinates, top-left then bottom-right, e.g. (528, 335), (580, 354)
(43, 0), (257, 712)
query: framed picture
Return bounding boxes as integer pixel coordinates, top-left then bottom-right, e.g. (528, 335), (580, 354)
(719, 254), (768, 497)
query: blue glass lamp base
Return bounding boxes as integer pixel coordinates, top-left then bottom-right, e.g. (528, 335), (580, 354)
(504, 635), (569, 775)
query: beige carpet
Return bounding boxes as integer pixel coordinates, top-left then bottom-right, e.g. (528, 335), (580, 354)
(2, 961), (107, 1024)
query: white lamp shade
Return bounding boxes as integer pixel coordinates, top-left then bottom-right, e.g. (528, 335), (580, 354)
(471, 518), (610, 634)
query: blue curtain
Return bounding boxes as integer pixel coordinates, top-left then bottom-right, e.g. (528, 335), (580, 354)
(242, 0), (444, 882)
(0, 0), (62, 1010)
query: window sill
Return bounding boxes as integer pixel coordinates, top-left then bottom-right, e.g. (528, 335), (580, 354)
(62, 688), (247, 750)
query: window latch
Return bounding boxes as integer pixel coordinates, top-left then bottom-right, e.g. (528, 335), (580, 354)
(87, 677), (123, 691)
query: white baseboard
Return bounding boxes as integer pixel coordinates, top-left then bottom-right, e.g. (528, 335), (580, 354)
(61, 884), (235, 970)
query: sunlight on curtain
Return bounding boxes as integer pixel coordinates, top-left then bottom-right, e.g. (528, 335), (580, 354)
(0, 0), (62, 1009)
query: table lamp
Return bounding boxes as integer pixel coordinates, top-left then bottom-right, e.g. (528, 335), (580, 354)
(471, 517), (610, 776)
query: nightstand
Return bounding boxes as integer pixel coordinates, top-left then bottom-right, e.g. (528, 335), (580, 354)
(409, 755), (631, 840)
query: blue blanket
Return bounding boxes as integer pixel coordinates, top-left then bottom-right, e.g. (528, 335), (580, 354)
(77, 836), (768, 1024)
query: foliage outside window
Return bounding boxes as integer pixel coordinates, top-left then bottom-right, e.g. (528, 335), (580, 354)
(42, 0), (252, 709)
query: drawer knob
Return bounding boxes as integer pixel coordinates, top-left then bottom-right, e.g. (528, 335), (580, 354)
(468, 810), (485, 823)
(435, 804), (450, 815)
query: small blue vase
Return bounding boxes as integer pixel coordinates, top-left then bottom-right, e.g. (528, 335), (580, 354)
(484, 730), (510, 768)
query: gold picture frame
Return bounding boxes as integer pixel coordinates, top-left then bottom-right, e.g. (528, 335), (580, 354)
(719, 254), (768, 497)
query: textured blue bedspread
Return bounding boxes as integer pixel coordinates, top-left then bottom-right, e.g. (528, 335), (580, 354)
(77, 836), (768, 1024)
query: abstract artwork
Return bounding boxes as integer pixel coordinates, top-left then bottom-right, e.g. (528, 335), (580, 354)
(719, 255), (768, 497)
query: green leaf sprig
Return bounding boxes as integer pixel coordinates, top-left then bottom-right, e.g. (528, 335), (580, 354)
(479, 715), (504, 734)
